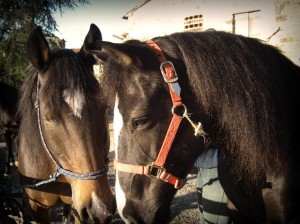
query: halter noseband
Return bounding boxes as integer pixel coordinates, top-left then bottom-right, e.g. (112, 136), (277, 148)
(114, 40), (208, 189)
(23, 79), (108, 188)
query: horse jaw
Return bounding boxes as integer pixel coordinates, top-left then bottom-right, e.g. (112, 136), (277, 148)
(113, 95), (130, 223)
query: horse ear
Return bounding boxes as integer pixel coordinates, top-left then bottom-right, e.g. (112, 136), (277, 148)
(100, 42), (133, 66)
(88, 42), (133, 66)
(28, 26), (50, 71)
(89, 50), (110, 65)
(80, 23), (102, 54)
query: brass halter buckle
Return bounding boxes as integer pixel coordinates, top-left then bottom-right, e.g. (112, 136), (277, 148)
(147, 163), (166, 179)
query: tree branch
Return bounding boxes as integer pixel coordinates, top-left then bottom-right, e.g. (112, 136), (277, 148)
(266, 27), (282, 42)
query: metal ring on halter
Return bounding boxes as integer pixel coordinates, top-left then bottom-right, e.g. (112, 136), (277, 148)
(171, 104), (187, 117)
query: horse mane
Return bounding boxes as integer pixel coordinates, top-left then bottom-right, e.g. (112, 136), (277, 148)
(101, 31), (300, 184)
(163, 31), (300, 183)
(18, 48), (104, 124)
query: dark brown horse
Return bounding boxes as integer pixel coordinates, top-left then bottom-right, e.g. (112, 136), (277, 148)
(17, 24), (115, 223)
(93, 28), (300, 223)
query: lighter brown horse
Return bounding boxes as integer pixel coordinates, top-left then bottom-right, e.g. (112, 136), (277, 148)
(17, 24), (115, 223)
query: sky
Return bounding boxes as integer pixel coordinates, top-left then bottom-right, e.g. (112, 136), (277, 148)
(54, 0), (142, 48)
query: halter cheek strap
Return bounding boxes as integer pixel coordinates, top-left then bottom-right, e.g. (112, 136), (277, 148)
(148, 41), (184, 171)
(114, 40), (207, 189)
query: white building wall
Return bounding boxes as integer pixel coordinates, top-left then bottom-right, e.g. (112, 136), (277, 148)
(272, 0), (300, 66)
(123, 0), (300, 66)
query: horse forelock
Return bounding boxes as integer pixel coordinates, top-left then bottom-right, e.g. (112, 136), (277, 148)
(167, 31), (297, 184)
(45, 49), (104, 118)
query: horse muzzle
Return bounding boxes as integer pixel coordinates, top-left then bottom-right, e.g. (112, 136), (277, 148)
(121, 203), (171, 224)
(71, 181), (116, 223)
(77, 194), (116, 223)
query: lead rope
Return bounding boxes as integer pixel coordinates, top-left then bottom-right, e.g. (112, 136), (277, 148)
(182, 112), (211, 148)
(172, 104), (207, 143)
(183, 112), (207, 139)
(23, 78), (108, 188)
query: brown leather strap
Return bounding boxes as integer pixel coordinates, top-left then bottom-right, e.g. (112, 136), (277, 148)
(114, 160), (186, 189)
(154, 114), (182, 167)
(147, 40), (183, 167)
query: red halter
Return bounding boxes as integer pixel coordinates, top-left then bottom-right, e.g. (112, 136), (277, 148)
(114, 40), (187, 189)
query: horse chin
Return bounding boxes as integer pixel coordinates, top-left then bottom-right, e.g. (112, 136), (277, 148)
(153, 206), (171, 224)
(122, 201), (171, 224)
(125, 207), (171, 224)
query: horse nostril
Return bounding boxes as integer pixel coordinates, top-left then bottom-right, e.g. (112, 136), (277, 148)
(89, 202), (115, 224)
(78, 205), (114, 224)
(124, 216), (139, 224)
(76, 194), (116, 223)
(79, 207), (89, 222)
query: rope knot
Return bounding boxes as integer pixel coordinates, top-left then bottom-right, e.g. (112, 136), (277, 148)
(50, 167), (62, 180)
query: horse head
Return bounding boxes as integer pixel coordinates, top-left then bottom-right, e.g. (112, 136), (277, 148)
(18, 24), (116, 223)
(93, 39), (205, 223)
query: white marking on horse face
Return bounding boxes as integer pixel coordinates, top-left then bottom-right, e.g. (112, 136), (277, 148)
(91, 191), (101, 207)
(114, 96), (130, 223)
(63, 89), (84, 118)
(113, 96), (122, 158)
(91, 191), (105, 211)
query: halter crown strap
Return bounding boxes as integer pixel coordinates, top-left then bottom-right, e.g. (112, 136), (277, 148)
(147, 41), (182, 106)
(146, 40), (183, 167)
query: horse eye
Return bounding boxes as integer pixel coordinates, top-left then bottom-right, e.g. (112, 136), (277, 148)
(42, 116), (56, 123)
(133, 116), (149, 129)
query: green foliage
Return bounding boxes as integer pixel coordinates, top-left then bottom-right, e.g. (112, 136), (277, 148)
(0, 0), (89, 88)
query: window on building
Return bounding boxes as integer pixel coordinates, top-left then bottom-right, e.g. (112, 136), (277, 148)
(184, 14), (203, 32)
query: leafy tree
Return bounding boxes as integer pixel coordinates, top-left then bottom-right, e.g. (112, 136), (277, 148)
(0, 0), (89, 88)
